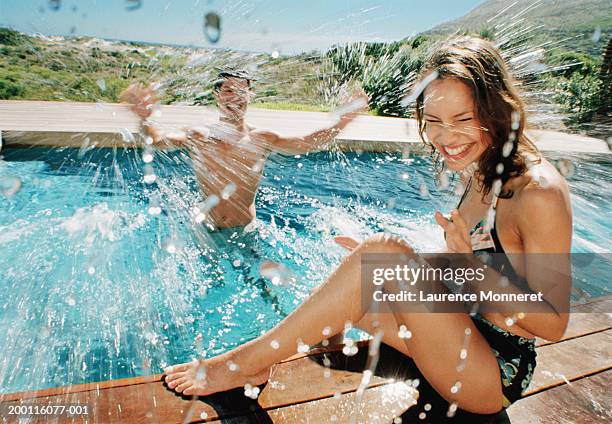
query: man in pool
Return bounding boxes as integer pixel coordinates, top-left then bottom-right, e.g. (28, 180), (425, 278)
(120, 70), (368, 229)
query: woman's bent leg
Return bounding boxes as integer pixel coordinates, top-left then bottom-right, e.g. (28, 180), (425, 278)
(165, 233), (504, 413)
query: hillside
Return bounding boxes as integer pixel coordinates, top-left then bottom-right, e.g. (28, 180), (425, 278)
(429, 0), (611, 56)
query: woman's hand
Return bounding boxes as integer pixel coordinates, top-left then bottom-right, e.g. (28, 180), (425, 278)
(435, 209), (472, 253)
(119, 83), (158, 120)
(333, 235), (361, 251)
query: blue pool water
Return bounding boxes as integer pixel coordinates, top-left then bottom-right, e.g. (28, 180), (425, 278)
(0, 147), (610, 393)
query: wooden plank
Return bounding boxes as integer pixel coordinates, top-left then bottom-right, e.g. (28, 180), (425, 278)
(0, 351), (390, 423)
(207, 382), (418, 424)
(527, 330), (611, 394)
(508, 369), (612, 424)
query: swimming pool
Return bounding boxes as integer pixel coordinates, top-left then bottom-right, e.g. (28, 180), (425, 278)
(0, 146), (610, 394)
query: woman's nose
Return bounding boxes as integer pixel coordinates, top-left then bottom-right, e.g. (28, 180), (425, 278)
(435, 123), (461, 145)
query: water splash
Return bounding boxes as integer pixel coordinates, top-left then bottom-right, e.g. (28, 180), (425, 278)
(203, 12), (221, 43)
(0, 176), (22, 198)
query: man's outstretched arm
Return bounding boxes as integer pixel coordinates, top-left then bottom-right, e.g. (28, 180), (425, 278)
(255, 88), (368, 155)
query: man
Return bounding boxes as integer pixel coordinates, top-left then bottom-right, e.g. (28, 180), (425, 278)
(120, 70), (368, 229)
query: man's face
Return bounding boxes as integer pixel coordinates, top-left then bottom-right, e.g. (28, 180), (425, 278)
(214, 77), (250, 118)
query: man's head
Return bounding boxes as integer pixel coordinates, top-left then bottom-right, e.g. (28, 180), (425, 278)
(213, 70), (252, 119)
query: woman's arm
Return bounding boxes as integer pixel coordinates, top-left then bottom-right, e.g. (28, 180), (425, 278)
(509, 181), (572, 341)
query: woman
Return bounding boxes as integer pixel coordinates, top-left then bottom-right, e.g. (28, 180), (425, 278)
(164, 37), (572, 414)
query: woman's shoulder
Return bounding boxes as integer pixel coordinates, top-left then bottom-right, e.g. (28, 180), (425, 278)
(504, 157), (572, 229)
(504, 157), (567, 201)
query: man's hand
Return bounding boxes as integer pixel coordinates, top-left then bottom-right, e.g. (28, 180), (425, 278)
(336, 85), (369, 121)
(119, 83), (159, 120)
(434, 209), (472, 253)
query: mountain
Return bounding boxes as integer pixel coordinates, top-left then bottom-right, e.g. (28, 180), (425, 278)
(428, 0), (611, 56)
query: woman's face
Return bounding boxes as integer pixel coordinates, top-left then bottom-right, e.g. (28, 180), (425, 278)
(423, 78), (491, 172)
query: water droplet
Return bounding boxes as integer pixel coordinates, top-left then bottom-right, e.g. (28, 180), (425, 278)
(510, 111), (520, 130)
(0, 176), (22, 197)
(297, 339), (309, 353)
(446, 402), (458, 418)
(419, 412), (426, 420)
(221, 182), (236, 200)
(199, 412), (208, 419)
(401, 173), (409, 180)
(502, 141), (514, 158)
(126, 0), (142, 11)
(592, 26), (601, 42)
(496, 163), (504, 175)
(148, 194), (161, 216)
(464, 327), (472, 336)
(143, 165), (156, 184)
(162, 236), (184, 254)
(424, 403), (432, 411)
(398, 325), (412, 339)
(142, 148), (154, 164)
(227, 361), (239, 372)
(271, 49), (280, 59)
(244, 383), (260, 399)
(270, 340), (280, 350)
(199, 194), (220, 214)
(119, 128), (135, 144)
(259, 261), (296, 286)
(232, 259), (241, 267)
(505, 317), (514, 326)
(556, 159), (574, 177)
(393, 418), (402, 424)
(66, 296), (76, 306)
(48, 0), (60, 11)
(251, 159), (265, 173)
(203, 12), (221, 43)
(96, 79), (106, 92)
(145, 136), (154, 145)
(437, 171), (450, 189)
(87, 266), (96, 275)
(401, 70), (439, 107)
(297, 162), (303, 169)
(459, 348), (467, 360)
(419, 183), (429, 197)
(322, 326), (331, 337)
(450, 381), (462, 394)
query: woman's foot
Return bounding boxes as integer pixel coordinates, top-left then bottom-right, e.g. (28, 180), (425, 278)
(163, 356), (271, 397)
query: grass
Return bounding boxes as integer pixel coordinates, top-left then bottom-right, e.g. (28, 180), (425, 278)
(250, 102), (331, 112)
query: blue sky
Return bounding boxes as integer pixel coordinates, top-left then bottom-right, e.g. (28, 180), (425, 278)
(0, 0), (484, 53)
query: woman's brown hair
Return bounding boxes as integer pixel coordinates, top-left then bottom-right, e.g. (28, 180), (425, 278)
(415, 36), (540, 198)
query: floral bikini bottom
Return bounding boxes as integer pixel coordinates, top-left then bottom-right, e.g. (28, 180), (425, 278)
(471, 314), (537, 408)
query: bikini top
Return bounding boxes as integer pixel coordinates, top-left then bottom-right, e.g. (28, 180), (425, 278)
(455, 176), (530, 290)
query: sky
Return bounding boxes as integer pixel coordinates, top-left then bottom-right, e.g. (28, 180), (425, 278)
(0, 0), (484, 53)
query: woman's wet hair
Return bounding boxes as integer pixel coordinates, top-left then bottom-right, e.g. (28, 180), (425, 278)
(415, 36), (540, 199)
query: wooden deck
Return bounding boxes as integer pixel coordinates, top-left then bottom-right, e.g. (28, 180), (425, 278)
(1, 100), (610, 153)
(0, 296), (609, 423)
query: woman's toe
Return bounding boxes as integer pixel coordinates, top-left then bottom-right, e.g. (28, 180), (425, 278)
(165, 371), (185, 383)
(175, 381), (193, 393)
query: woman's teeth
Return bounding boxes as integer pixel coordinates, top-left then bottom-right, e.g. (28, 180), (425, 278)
(445, 144), (471, 156)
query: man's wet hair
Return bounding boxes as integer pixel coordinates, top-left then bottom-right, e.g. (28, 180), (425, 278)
(213, 69), (253, 92)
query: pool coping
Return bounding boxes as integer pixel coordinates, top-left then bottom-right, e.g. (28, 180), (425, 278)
(1, 100), (610, 154)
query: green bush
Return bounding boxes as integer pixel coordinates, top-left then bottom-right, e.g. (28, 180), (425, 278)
(552, 72), (605, 122)
(0, 28), (23, 46)
(0, 78), (25, 98)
